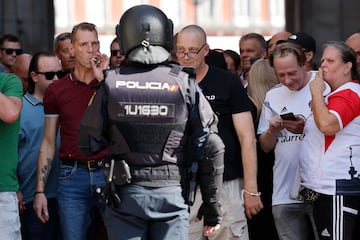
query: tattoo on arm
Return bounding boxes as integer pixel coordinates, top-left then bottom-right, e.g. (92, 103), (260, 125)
(40, 157), (53, 185)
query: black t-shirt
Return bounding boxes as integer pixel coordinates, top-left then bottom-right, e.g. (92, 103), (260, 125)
(199, 66), (254, 180)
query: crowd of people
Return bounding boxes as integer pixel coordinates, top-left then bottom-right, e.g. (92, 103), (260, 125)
(0, 4), (359, 240)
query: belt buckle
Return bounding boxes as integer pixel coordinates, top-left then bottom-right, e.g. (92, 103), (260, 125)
(87, 160), (97, 171)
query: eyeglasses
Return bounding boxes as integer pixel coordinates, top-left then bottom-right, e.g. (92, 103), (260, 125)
(1, 48), (23, 55)
(110, 50), (123, 57)
(176, 44), (206, 58)
(35, 70), (67, 80)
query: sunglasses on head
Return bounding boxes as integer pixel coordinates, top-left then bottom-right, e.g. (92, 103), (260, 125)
(35, 70), (67, 80)
(1, 48), (23, 55)
(110, 49), (123, 56)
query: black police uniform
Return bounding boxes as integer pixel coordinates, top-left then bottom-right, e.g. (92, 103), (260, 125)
(79, 4), (224, 239)
(79, 63), (224, 239)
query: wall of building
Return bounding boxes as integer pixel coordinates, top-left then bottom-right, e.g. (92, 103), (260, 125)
(285, 0), (360, 66)
(55, 0), (285, 36)
(2, 0), (359, 59)
(0, 0), (54, 54)
(54, 0), (284, 53)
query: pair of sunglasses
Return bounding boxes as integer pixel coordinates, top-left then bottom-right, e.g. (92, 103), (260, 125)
(1, 48), (23, 55)
(35, 70), (67, 80)
(110, 49), (123, 56)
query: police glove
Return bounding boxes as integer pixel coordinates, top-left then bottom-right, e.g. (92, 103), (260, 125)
(196, 202), (222, 226)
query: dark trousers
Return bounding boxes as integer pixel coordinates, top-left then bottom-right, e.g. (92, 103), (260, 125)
(21, 198), (60, 240)
(248, 146), (279, 240)
(313, 194), (360, 240)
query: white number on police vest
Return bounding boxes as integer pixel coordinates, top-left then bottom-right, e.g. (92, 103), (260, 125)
(124, 104), (168, 116)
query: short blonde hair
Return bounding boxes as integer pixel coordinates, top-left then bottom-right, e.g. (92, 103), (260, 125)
(248, 59), (279, 120)
(71, 22), (97, 43)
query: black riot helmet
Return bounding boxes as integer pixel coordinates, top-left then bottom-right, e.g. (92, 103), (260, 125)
(116, 5), (173, 64)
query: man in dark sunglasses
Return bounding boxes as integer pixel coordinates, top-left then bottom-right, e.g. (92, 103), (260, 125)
(34, 70), (67, 80)
(18, 52), (63, 239)
(0, 33), (22, 73)
(109, 37), (124, 69)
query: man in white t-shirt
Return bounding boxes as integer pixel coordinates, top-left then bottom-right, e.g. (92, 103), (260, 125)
(258, 42), (329, 240)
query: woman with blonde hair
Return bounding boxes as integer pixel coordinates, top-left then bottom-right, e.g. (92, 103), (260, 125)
(248, 58), (279, 121)
(247, 58), (280, 240)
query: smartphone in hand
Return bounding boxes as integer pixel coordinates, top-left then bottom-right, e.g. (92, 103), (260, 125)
(280, 112), (296, 121)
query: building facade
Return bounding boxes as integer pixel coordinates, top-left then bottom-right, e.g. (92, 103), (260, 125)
(55, 0), (285, 52)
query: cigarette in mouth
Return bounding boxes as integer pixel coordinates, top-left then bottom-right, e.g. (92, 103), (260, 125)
(92, 57), (100, 65)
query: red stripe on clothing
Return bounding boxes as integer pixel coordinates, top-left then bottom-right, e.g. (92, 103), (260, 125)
(324, 88), (360, 152)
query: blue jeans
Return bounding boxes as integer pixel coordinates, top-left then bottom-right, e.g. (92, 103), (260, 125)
(21, 198), (60, 240)
(57, 163), (106, 240)
(0, 192), (21, 240)
(104, 184), (189, 240)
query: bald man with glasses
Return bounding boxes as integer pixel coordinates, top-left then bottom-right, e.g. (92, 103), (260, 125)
(176, 24), (262, 240)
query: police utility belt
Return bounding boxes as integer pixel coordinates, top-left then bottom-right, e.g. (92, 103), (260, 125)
(105, 159), (181, 187)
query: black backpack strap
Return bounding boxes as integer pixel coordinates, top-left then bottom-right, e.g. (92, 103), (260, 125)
(181, 66), (197, 109)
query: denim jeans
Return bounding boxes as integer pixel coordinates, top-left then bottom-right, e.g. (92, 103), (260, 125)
(105, 184), (189, 240)
(21, 198), (60, 240)
(0, 192), (21, 240)
(57, 163), (106, 240)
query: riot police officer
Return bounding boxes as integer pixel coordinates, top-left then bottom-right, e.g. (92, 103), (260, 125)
(79, 5), (224, 239)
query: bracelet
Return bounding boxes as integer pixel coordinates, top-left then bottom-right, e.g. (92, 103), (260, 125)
(243, 189), (261, 197)
(34, 191), (45, 195)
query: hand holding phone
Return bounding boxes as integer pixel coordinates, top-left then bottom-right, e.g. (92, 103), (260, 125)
(280, 112), (296, 121)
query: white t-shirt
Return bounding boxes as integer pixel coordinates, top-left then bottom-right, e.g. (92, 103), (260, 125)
(258, 71), (317, 205)
(300, 81), (360, 195)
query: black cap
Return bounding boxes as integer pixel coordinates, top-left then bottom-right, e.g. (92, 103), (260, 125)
(205, 49), (227, 70)
(287, 32), (316, 53)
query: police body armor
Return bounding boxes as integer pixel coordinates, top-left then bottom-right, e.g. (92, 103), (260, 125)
(80, 64), (224, 225)
(104, 65), (194, 186)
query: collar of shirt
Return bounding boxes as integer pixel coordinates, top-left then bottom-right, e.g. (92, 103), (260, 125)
(24, 92), (42, 106)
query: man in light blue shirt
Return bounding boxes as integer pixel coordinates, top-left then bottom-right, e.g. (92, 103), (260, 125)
(18, 52), (65, 239)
